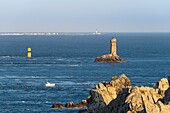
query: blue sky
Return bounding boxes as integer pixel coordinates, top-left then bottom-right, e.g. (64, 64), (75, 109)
(0, 0), (169, 32)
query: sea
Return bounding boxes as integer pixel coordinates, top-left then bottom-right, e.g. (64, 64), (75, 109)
(0, 33), (170, 113)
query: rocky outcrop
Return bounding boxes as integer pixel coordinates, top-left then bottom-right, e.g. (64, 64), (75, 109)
(155, 78), (169, 95)
(51, 100), (87, 109)
(51, 75), (170, 113)
(103, 86), (164, 113)
(95, 54), (126, 63)
(80, 76), (170, 113)
(86, 74), (132, 113)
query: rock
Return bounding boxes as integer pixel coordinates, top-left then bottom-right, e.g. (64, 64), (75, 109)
(51, 100), (87, 109)
(51, 103), (64, 108)
(78, 109), (88, 113)
(82, 75), (170, 113)
(76, 100), (87, 107)
(65, 101), (76, 108)
(102, 86), (166, 113)
(155, 78), (169, 95)
(86, 74), (132, 113)
(95, 54), (126, 63)
(102, 88), (130, 113)
(127, 86), (163, 113)
(164, 87), (170, 104)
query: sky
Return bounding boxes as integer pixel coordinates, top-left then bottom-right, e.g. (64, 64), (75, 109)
(0, 0), (170, 32)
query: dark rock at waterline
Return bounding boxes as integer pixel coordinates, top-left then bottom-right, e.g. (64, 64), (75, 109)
(95, 54), (126, 63)
(78, 109), (88, 113)
(51, 103), (64, 108)
(65, 101), (76, 108)
(51, 100), (87, 109)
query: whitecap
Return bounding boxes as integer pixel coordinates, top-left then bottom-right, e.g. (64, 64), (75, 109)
(0, 56), (10, 58)
(69, 64), (82, 67)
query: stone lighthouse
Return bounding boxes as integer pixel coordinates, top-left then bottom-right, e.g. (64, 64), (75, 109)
(110, 38), (117, 56)
(95, 37), (126, 63)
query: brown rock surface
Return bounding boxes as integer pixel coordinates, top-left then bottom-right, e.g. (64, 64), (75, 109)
(101, 85), (170, 113)
(86, 74), (132, 113)
(51, 103), (64, 108)
(155, 78), (169, 95)
(81, 75), (170, 113)
(51, 100), (87, 109)
(65, 101), (76, 108)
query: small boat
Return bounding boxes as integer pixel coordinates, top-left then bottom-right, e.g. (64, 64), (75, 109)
(45, 81), (55, 87)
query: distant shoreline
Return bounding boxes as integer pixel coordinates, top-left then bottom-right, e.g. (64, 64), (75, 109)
(0, 32), (170, 36)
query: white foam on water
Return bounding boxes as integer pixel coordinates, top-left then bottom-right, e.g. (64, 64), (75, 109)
(69, 64), (82, 67)
(0, 56), (10, 58)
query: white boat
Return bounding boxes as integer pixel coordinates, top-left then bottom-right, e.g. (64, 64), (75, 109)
(45, 82), (55, 87)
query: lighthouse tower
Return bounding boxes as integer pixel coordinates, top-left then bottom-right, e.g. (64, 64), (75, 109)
(110, 38), (117, 56)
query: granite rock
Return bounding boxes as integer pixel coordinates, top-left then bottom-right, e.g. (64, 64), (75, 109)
(86, 74), (132, 113)
(155, 78), (169, 95)
(81, 75), (170, 113)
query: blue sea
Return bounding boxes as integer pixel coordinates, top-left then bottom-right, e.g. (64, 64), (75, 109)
(0, 33), (170, 113)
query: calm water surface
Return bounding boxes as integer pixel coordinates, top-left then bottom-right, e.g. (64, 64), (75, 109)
(0, 33), (170, 113)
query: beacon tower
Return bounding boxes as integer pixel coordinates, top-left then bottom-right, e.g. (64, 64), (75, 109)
(27, 48), (32, 59)
(110, 38), (117, 56)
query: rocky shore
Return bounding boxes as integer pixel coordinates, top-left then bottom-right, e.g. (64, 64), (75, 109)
(79, 74), (170, 113)
(51, 74), (170, 113)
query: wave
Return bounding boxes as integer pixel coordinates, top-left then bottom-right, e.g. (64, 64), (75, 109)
(0, 56), (11, 58)
(0, 62), (82, 65)
(57, 81), (97, 86)
(0, 56), (26, 59)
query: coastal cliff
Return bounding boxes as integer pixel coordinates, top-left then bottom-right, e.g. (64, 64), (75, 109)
(95, 38), (126, 63)
(79, 75), (170, 113)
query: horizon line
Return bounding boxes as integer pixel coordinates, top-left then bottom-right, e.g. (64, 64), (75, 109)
(0, 31), (170, 33)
